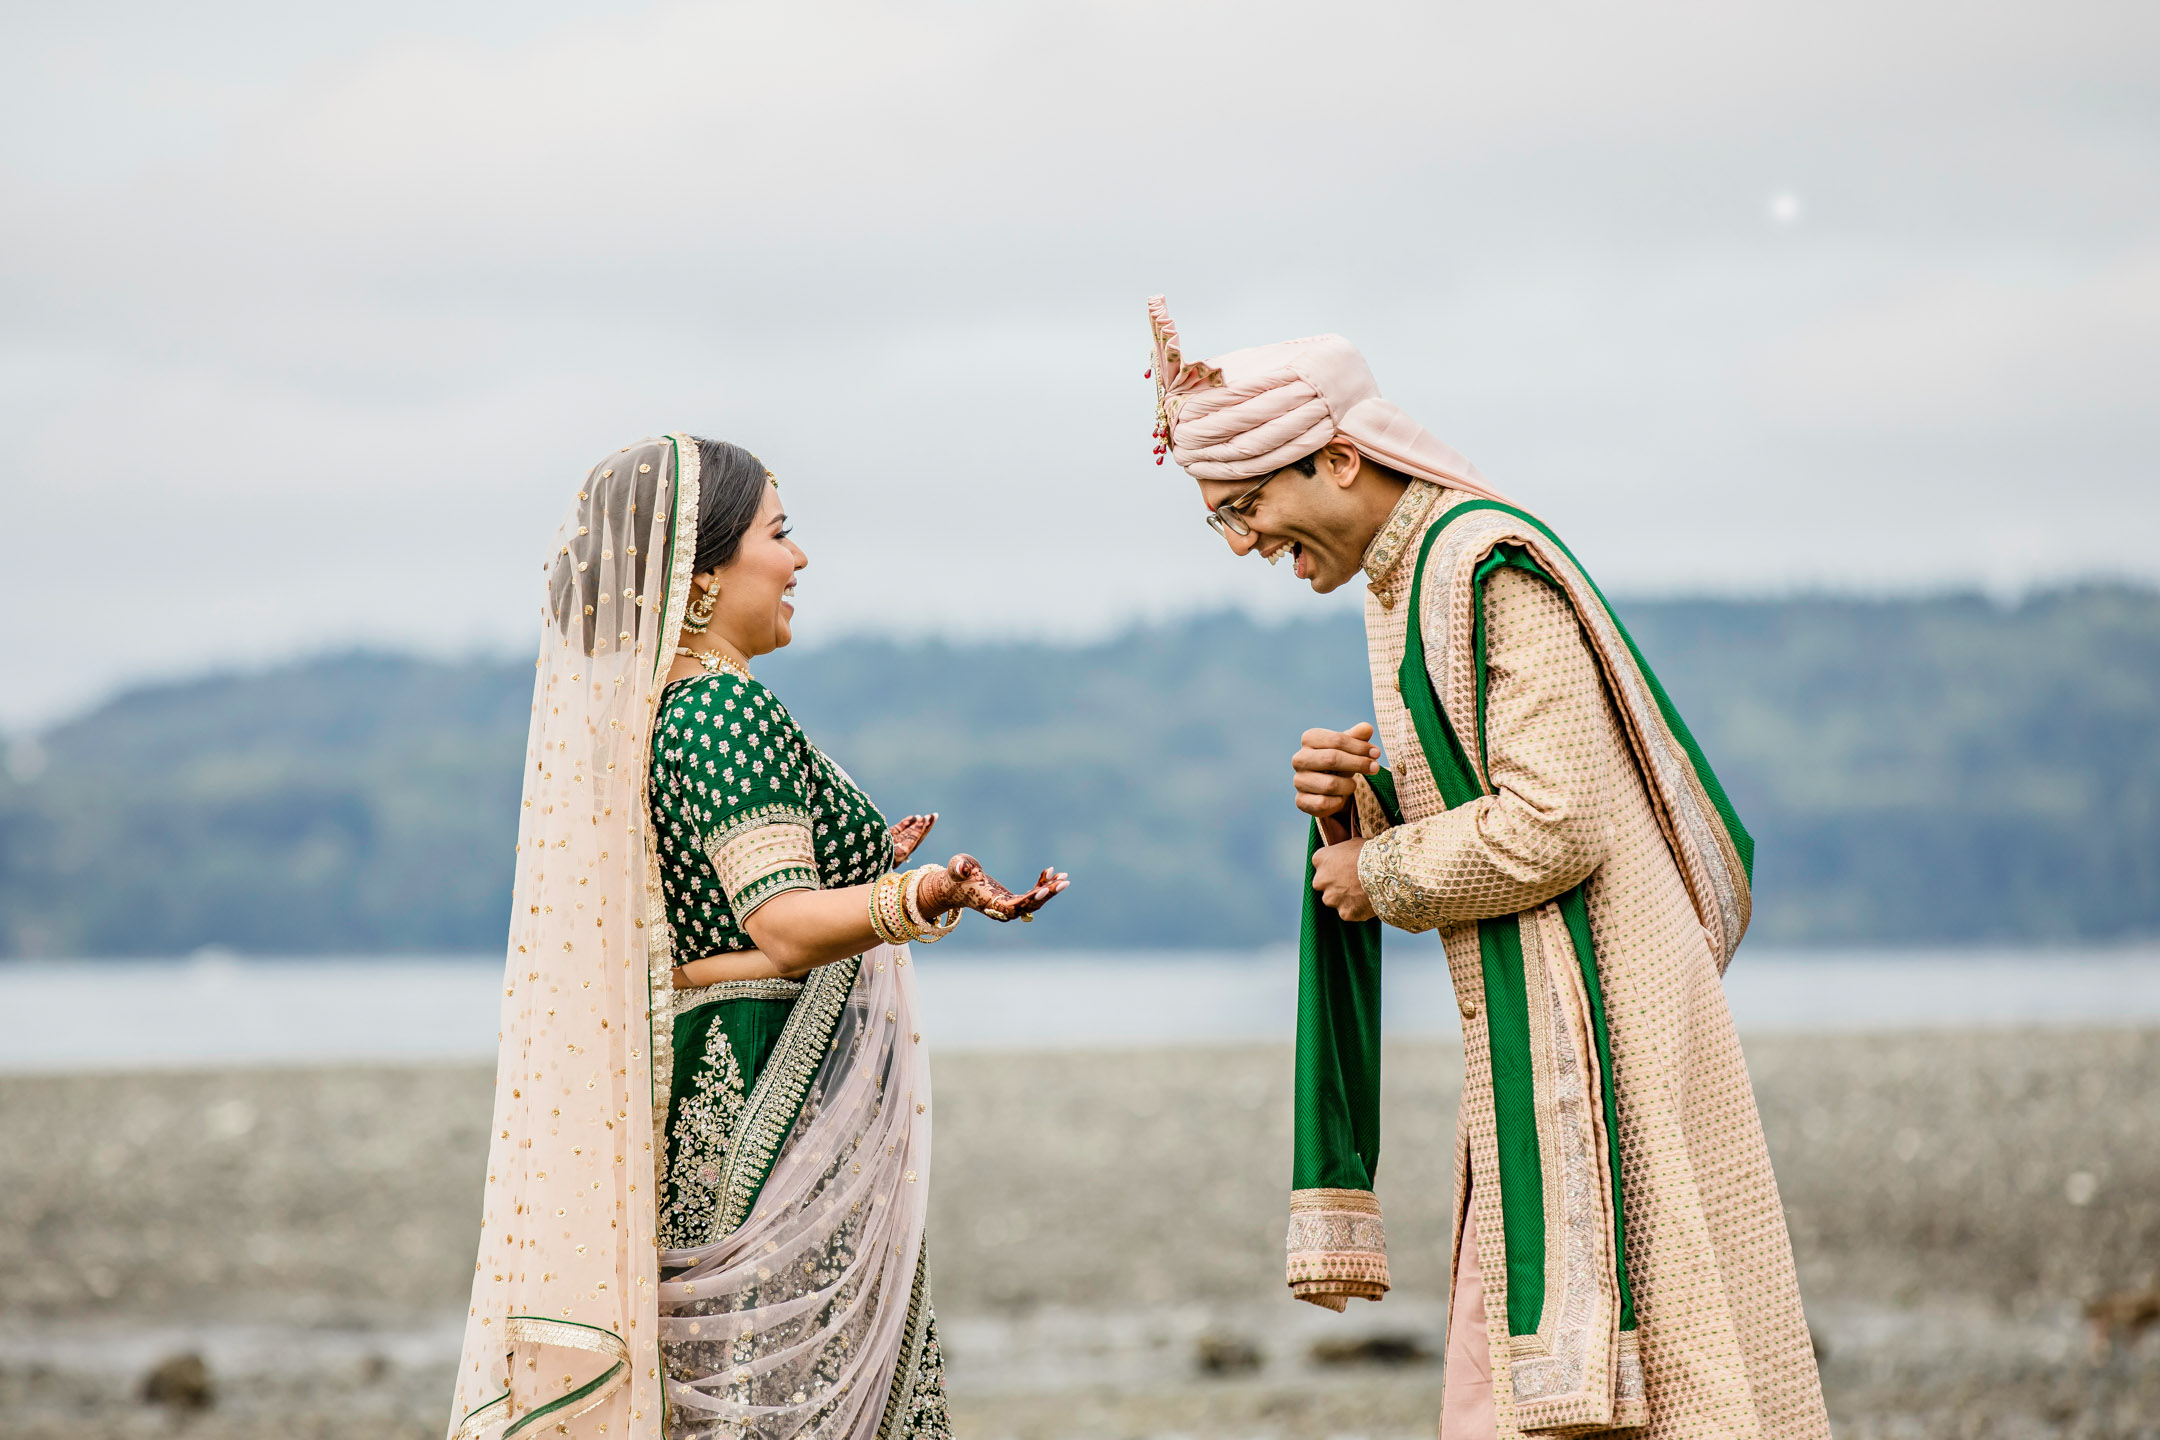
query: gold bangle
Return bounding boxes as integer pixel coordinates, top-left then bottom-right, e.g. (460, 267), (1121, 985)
(883, 871), (913, 944)
(903, 867), (961, 943)
(866, 877), (889, 945)
(868, 871), (909, 946)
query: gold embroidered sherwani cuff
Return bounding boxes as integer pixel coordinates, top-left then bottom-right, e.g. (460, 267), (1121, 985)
(1357, 825), (1446, 933)
(703, 822), (819, 917)
(1285, 1187), (1390, 1312)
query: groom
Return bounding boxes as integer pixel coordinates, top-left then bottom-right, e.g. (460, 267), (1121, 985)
(1145, 297), (1829, 1440)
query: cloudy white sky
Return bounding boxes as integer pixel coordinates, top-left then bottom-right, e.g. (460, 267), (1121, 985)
(4, 0), (2155, 728)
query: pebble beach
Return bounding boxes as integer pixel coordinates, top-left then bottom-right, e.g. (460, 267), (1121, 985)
(3, 1031), (2156, 1438)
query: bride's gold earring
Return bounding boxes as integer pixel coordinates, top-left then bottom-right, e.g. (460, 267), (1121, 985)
(684, 581), (719, 633)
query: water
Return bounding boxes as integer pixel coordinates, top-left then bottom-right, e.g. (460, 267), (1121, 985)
(3, 944), (2158, 1073)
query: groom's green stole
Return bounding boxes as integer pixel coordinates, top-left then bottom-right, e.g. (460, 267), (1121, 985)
(1287, 501), (1751, 1423)
(1283, 770), (1401, 1310)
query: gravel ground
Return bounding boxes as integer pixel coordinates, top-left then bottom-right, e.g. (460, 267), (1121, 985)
(2, 1031), (2156, 1437)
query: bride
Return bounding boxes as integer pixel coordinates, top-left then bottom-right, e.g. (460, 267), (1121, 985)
(449, 435), (1067, 1440)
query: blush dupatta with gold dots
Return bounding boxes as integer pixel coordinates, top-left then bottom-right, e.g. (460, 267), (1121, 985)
(450, 437), (935, 1440)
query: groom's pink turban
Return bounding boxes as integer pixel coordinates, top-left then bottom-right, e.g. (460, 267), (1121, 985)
(1146, 295), (1510, 503)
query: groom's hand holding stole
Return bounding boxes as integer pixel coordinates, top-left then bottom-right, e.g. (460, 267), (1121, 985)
(1298, 725), (1381, 922)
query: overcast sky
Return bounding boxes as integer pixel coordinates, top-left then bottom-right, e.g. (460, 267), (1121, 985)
(4, 0), (2154, 729)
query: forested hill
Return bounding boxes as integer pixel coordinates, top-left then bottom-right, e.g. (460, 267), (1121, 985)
(3, 585), (2156, 957)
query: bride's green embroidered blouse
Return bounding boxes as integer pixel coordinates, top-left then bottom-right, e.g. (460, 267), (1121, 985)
(651, 672), (893, 953)
(649, 671), (895, 1250)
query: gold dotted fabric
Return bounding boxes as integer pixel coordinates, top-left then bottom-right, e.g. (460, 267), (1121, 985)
(454, 435), (695, 1440)
(1356, 484), (1829, 1439)
(1358, 565), (1620, 932)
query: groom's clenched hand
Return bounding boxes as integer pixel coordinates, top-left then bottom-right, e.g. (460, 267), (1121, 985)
(1312, 838), (1374, 922)
(1292, 723), (1382, 820)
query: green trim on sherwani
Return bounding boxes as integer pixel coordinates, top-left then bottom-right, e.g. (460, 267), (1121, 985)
(1294, 481), (1826, 1437)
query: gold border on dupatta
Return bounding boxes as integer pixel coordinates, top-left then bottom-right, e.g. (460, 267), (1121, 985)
(642, 434), (701, 1172)
(710, 950), (865, 1236)
(874, 1237), (935, 1440)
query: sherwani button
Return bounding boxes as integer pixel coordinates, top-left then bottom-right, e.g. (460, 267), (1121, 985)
(1460, 998), (1479, 1020)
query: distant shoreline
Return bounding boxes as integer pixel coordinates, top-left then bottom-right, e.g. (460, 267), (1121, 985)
(5, 948), (2160, 1076)
(9, 588), (2158, 959)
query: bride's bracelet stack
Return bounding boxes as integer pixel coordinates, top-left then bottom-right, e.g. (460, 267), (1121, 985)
(868, 869), (906, 944)
(903, 867), (962, 942)
(869, 866), (960, 946)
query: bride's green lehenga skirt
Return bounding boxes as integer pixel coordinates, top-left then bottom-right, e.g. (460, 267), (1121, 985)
(659, 984), (951, 1440)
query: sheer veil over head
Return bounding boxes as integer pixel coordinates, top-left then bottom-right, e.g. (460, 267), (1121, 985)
(450, 435), (703, 1440)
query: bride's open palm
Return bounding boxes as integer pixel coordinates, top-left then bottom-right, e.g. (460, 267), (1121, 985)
(889, 813), (1067, 922)
(919, 853), (1067, 923)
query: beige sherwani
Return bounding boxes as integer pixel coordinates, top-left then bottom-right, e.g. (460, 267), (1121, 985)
(1352, 482), (1829, 1439)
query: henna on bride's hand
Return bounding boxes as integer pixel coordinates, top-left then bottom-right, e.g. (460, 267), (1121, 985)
(928, 854), (1070, 922)
(888, 813), (936, 866)
(909, 858), (965, 919)
(998, 867), (1069, 921)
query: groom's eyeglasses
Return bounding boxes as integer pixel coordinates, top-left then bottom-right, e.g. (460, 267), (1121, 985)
(1204, 469), (1282, 539)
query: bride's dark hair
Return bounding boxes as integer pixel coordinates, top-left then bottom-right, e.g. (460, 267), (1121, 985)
(690, 437), (771, 574)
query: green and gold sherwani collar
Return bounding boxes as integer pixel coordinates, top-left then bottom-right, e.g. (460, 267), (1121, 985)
(1361, 480), (1443, 609)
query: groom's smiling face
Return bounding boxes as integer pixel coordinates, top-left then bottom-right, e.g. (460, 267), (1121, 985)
(1195, 442), (1376, 596)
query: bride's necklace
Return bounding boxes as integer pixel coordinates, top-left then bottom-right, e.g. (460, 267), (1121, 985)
(676, 646), (753, 683)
